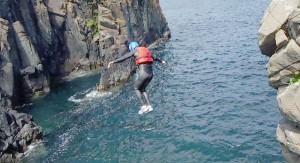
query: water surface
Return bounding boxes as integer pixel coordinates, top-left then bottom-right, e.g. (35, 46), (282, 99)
(23, 0), (284, 162)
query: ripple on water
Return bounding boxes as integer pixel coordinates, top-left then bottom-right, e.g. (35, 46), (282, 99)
(22, 0), (284, 162)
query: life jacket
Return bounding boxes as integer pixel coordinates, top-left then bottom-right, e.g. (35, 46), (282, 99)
(135, 47), (153, 65)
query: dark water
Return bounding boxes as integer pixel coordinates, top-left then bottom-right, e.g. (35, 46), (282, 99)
(23, 0), (285, 162)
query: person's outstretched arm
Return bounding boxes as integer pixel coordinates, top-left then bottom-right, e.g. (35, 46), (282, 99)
(151, 52), (167, 64)
(108, 50), (136, 68)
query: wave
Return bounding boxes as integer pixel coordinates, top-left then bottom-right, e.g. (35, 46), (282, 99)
(68, 95), (84, 103)
(85, 90), (112, 98)
(68, 88), (112, 104)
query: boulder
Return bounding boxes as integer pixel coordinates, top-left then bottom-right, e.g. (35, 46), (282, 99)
(277, 84), (300, 123)
(277, 118), (300, 155)
(281, 144), (300, 163)
(258, 0), (298, 56)
(15, 124), (43, 144)
(275, 29), (289, 50)
(0, 153), (13, 163)
(0, 107), (42, 161)
(100, 17), (118, 29)
(267, 39), (300, 78)
(269, 62), (300, 88)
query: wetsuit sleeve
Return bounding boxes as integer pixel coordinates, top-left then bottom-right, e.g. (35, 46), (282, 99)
(154, 57), (163, 63)
(113, 50), (136, 63)
(151, 52), (164, 63)
(147, 44), (158, 50)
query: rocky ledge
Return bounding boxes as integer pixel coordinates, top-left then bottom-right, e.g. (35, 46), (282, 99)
(0, 0), (170, 162)
(259, 0), (300, 161)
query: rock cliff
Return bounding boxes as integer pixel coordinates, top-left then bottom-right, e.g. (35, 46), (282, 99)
(259, 0), (300, 161)
(0, 0), (170, 161)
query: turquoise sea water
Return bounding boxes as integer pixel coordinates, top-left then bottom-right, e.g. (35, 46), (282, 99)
(22, 0), (285, 162)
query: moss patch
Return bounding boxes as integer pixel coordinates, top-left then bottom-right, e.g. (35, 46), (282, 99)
(290, 71), (300, 84)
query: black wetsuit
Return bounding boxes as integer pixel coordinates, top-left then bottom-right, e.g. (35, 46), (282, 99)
(112, 47), (163, 106)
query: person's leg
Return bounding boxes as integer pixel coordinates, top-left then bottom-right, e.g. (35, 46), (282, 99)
(135, 65), (154, 114)
(134, 74), (147, 106)
(142, 92), (150, 106)
(141, 75), (153, 106)
(135, 89), (146, 105)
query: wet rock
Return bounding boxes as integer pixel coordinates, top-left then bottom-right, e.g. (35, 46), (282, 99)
(97, 68), (110, 91)
(0, 153), (13, 163)
(16, 124), (43, 143)
(0, 107), (42, 162)
(20, 64), (50, 99)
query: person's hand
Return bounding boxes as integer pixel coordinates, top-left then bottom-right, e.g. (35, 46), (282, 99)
(162, 60), (167, 64)
(108, 61), (114, 68)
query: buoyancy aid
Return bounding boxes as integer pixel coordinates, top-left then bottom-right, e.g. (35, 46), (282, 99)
(135, 47), (153, 65)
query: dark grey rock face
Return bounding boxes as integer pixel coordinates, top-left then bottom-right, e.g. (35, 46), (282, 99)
(97, 0), (170, 91)
(0, 0), (169, 161)
(0, 88), (42, 162)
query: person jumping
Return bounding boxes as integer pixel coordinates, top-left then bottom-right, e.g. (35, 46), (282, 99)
(108, 42), (166, 114)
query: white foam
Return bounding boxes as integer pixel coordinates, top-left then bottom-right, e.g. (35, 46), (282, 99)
(141, 127), (155, 131)
(85, 90), (112, 99)
(68, 94), (84, 103)
(64, 71), (96, 81)
(68, 89), (112, 104)
(23, 143), (40, 157)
